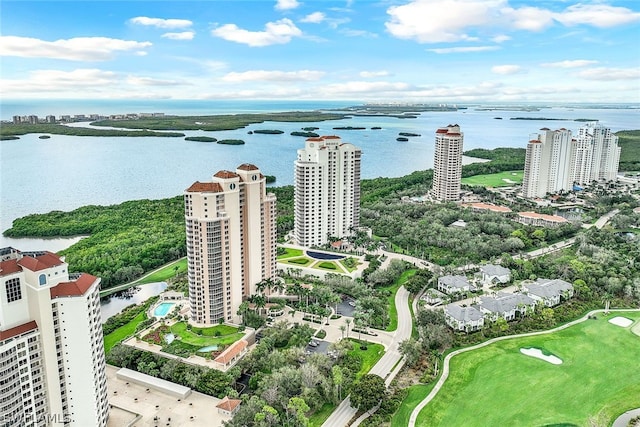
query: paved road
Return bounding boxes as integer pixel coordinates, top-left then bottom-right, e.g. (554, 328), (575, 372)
(408, 308), (640, 427)
(612, 408), (640, 427)
(322, 285), (412, 427)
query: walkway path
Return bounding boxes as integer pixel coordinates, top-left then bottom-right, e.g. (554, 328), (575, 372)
(612, 408), (640, 427)
(321, 286), (412, 427)
(408, 308), (640, 427)
(99, 257), (186, 297)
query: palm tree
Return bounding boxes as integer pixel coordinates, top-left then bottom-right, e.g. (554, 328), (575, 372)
(344, 319), (351, 338)
(339, 325), (346, 339)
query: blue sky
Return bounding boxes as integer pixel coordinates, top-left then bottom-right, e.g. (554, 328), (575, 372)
(1, 0), (639, 103)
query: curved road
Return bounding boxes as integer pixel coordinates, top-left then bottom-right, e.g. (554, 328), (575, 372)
(408, 308), (640, 427)
(322, 285), (412, 427)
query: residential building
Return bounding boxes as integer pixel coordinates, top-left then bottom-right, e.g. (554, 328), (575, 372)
(444, 304), (484, 332)
(465, 202), (512, 214)
(478, 292), (536, 321)
(517, 211), (568, 227)
(420, 288), (447, 305)
(294, 136), (362, 247)
(45, 115), (56, 123)
(524, 278), (574, 307)
(479, 264), (511, 286)
(437, 275), (473, 294)
(184, 164), (277, 325)
(432, 124), (463, 201)
(573, 122), (621, 184)
(522, 128), (574, 198)
(0, 248), (108, 427)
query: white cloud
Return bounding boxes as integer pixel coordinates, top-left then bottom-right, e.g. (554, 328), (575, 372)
(300, 12), (326, 24)
(126, 76), (186, 86)
(500, 6), (554, 31)
(492, 64), (523, 75)
(275, 0), (300, 11)
(541, 60), (598, 68)
(577, 67), (640, 81)
(1, 69), (119, 93)
(341, 28), (377, 38)
(161, 31), (195, 40)
(222, 70), (325, 82)
(212, 19), (302, 47)
(0, 36), (151, 61)
(130, 17), (193, 29)
(324, 81), (412, 95)
(491, 34), (511, 43)
(385, 0), (500, 43)
(555, 4), (640, 28)
(359, 71), (390, 78)
(428, 46), (499, 54)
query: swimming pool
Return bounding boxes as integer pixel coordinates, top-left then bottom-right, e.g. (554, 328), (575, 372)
(306, 250), (345, 261)
(197, 345), (220, 352)
(153, 302), (175, 317)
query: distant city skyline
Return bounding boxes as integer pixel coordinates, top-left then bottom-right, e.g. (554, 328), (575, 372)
(1, 0), (639, 103)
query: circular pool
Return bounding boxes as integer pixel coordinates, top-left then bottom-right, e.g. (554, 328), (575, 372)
(306, 250), (345, 260)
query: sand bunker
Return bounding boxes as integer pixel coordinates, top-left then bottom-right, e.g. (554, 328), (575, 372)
(502, 178), (517, 184)
(609, 316), (633, 327)
(520, 348), (562, 365)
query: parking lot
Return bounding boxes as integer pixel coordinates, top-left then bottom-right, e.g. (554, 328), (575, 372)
(336, 298), (356, 317)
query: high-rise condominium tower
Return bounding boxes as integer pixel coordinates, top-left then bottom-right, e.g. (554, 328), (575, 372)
(184, 164), (277, 325)
(294, 136), (362, 247)
(573, 122), (621, 184)
(432, 124), (464, 201)
(0, 248), (109, 427)
(522, 123), (620, 199)
(522, 128), (574, 198)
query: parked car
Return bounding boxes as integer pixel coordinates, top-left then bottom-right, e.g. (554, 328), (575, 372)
(308, 340), (318, 347)
(348, 301), (356, 307)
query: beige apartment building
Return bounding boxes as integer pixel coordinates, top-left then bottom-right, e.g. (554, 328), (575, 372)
(294, 136), (361, 247)
(184, 164), (277, 325)
(432, 124), (464, 201)
(0, 248), (109, 427)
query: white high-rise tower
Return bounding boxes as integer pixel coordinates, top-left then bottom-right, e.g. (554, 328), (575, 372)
(0, 248), (109, 427)
(432, 124), (464, 201)
(294, 136), (361, 247)
(522, 128), (574, 198)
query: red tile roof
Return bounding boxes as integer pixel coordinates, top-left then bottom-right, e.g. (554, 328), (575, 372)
(323, 135), (341, 139)
(529, 140), (541, 143)
(0, 259), (22, 277)
(0, 320), (38, 341)
(436, 128), (448, 133)
(306, 137), (324, 142)
(17, 252), (64, 272)
(237, 163), (259, 171)
(216, 396), (241, 412)
(50, 273), (98, 298)
(214, 170), (239, 179)
(214, 339), (248, 365)
(185, 181), (223, 193)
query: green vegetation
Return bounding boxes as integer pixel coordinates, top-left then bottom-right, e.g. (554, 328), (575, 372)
(380, 269), (416, 332)
(463, 147), (526, 163)
(135, 258), (187, 285)
(316, 261), (338, 270)
(253, 129), (284, 134)
(461, 170), (524, 187)
(169, 322), (244, 347)
(396, 137), (409, 142)
(184, 136), (217, 142)
(217, 139), (245, 145)
(416, 312), (640, 426)
(339, 257), (360, 272)
(38, 135), (51, 139)
(1, 135), (20, 140)
(265, 175), (276, 183)
(4, 197), (185, 289)
(102, 296), (159, 353)
(0, 123), (184, 137)
(282, 257), (312, 266)
(103, 311), (146, 353)
(91, 111), (348, 131)
(399, 132), (421, 137)
(391, 384), (433, 427)
(348, 339), (385, 379)
(291, 131), (319, 137)
(616, 130), (640, 171)
(277, 247), (304, 259)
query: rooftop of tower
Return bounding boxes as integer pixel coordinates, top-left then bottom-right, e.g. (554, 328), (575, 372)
(237, 163), (259, 171)
(185, 181), (223, 193)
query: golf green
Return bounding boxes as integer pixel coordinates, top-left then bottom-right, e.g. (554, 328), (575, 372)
(416, 311), (640, 426)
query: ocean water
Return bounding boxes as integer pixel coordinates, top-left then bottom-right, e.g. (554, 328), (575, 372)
(1, 100), (638, 251)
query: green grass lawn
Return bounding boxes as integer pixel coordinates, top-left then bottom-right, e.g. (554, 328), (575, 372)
(169, 322), (244, 347)
(461, 170), (524, 187)
(315, 261), (339, 271)
(277, 247), (304, 259)
(415, 311), (640, 426)
(280, 257), (312, 266)
(339, 257), (360, 272)
(134, 258), (187, 285)
(391, 384), (434, 427)
(103, 311), (146, 353)
(308, 402), (336, 427)
(348, 339), (385, 379)
(381, 269), (416, 332)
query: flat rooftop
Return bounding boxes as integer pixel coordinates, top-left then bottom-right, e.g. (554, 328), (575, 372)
(106, 364), (230, 427)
